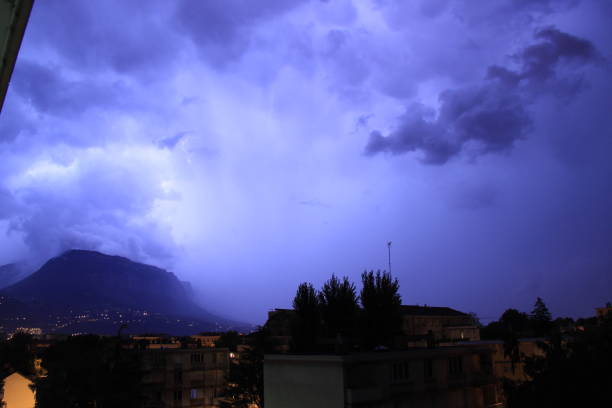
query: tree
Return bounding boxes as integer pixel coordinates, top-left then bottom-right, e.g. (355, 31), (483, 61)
(219, 327), (273, 408)
(215, 331), (241, 352)
(504, 315), (612, 407)
(0, 333), (36, 405)
(500, 308), (531, 333)
(318, 275), (359, 339)
(34, 335), (143, 408)
(291, 282), (320, 351)
(360, 270), (402, 348)
(530, 297), (552, 336)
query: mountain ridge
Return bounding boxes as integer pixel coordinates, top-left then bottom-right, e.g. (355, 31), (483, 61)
(0, 250), (248, 335)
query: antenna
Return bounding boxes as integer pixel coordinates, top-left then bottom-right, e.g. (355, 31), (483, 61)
(387, 241), (392, 274)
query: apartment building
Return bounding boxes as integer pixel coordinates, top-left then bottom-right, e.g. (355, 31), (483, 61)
(265, 347), (501, 408)
(140, 347), (229, 408)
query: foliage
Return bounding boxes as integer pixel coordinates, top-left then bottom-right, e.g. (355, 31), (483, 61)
(34, 335), (143, 408)
(0, 333), (36, 406)
(318, 275), (359, 338)
(481, 308), (530, 340)
(0, 333), (36, 377)
(215, 331), (241, 352)
(504, 316), (612, 407)
(219, 327), (272, 408)
(530, 297), (552, 336)
(468, 312), (482, 328)
(291, 282), (320, 351)
(360, 270), (402, 348)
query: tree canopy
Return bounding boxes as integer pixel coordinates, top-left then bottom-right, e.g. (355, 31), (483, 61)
(34, 335), (142, 408)
(360, 270), (402, 348)
(291, 282), (320, 351)
(318, 275), (359, 339)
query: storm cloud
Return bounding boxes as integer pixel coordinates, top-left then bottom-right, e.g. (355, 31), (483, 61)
(365, 27), (600, 163)
(1, 0), (612, 324)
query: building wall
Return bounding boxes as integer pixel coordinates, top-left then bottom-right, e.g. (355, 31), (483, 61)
(140, 348), (229, 408)
(265, 348), (500, 408)
(264, 355), (345, 408)
(596, 306), (612, 319)
(2, 372), (35, 408)
(402, 315), (480, 341)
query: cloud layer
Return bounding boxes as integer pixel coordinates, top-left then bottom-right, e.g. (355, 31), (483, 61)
(1, 0), (611, 323)
(365, 27), (600, 164)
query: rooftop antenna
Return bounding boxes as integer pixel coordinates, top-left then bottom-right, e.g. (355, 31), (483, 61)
(387, 241), (392, 274)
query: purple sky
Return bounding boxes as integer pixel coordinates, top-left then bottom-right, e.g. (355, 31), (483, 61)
(1, 0), (611, 324)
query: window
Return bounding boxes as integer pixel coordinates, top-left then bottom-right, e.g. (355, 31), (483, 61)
(191, 353), (203, 364)
(173, 390), (182, 401)
(190, 389), (198, 399)
(449, 356), (463, 375)
(174, 368), (183, 384)
(392, 361), (410, 382)
(424, 359), (433, 378)
(480, 353), (492, 373)
(152, 352), (164, 368)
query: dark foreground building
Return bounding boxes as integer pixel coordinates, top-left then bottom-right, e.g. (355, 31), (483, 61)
(139, 347), (229, 408)
(265, 347), (500, 408)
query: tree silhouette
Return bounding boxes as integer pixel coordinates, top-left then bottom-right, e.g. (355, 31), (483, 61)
(504, 315), (612, 407)
(291, 282), (320, 351)
(0, 333), (36, 404)
(360, 270), (402, 348)
(318, 275), (359, 339)
(530, 297), (552, 336)
(501, 309), (531, 334)
(220, 327), (273, 408)
(34, 335), (142, 408)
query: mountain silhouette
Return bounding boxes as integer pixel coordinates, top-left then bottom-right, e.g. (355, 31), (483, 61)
(0, 250), (245, 335)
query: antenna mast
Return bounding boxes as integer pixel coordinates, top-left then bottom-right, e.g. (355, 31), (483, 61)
(387, 241), (392, 274)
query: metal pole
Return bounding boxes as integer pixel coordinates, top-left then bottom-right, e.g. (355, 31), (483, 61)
(387, 241), (392, 274)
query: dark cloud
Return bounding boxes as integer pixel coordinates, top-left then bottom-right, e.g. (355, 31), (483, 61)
(453, 0), (579, 26)
(12, 60), (124, 117)
(488, 27), (601, 95)
(0, 97), (35, 143)
(27, 0), (179, 77)
(158, 132), (189, 150)
(365, 27), (598, 164)
(174, 0), (310, 67)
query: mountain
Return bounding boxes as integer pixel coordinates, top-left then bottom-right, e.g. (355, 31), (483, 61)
(0, 250), (247, 335)
(0, 263), (29, 290)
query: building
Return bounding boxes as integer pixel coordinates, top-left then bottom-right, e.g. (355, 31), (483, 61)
(13, 327), (42, 336)
(266, 304), (481, 351)
(265, 347), (501, 408)
(190, 333), (222, 348)
(131, 335), (181, 350)
(1, 372), (35, 408)
(400, 305), (480, 345)
(139, 347), (229, 408)
(458, 339), (546, 383)
(596, 303), (612, 319)
(265, 309), (294, 352)
(0, 0), (34, 112)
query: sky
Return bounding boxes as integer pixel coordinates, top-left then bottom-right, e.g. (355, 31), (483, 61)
(1, 0), (611, 324)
